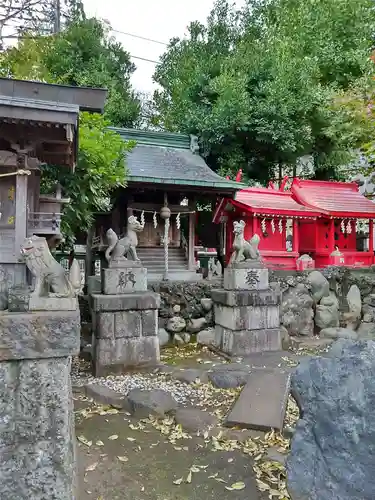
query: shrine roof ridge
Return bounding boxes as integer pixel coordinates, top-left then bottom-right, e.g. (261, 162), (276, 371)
(110, 126), (243, 192)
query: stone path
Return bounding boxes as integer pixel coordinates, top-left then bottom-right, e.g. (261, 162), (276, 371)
(74, 345), (308, 499)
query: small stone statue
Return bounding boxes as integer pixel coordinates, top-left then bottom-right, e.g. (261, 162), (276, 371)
(21, 235), (81, 298)
(105, 215), (144, 265)
(229, 220), (263, 266)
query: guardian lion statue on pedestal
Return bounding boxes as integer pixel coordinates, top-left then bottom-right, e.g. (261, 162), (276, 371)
(229, 220), (262, 266)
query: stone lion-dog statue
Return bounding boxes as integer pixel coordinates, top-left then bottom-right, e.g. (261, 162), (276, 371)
(105, 215), (144, 264)
(21, 235), (81, 298)
(229, 220), (262, 265)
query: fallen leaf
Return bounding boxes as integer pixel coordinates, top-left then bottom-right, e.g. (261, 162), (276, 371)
(225, 481), (246, 491)
(85, 462), (98, 472)
(108, 434), (118, 440)
(173, 478), (183, 485)
(117, 456), (129, 462)
(96, 440), (104, 447)
(127, 437), (136, 442)
(186, 470), (192, 483)
(77, 435), (92, 447)
(228, 458), (234, 463)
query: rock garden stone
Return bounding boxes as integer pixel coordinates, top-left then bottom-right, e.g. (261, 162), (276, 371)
(287, 340), (375, 500)
(172, 304), (181, 313)
(158, 328), (170, 347)
(319, 326), (358, 340)
(127, 389), (178, 417)
(173, 333), (190, 345)
(307, 270), (330, 303)
(208, 368), (249, 389)
(315, 294), (339, 330)
(281, 284), (314, 336)
(166, 316), (186, 333)
(356, 322), (375, 339)
(197, 328), (215, 346)
(342, 284), (362, 329)
(200, 298), (213, 312)
(280, 325), (291, 350)
(172, 368), (208, 384)
(187, 317), (207, 333)
(85, 383), (130, 409)
(175, 408), (218, 432)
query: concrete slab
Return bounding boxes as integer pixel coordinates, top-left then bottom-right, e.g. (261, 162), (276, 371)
(225, 370), (291, 432)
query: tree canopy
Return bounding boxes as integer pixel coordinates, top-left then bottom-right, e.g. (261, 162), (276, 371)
(152, 0), (374, 182)
(0, 17), (140, 127)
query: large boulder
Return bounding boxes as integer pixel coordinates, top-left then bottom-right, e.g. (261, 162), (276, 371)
(307, 270), (330, 303)
(315, 293), (340, 330)
(357, 322), (375, 339)
(281, 284), (314, 336)
(186, 317), (207, 333)
(287, 340), (375, 500)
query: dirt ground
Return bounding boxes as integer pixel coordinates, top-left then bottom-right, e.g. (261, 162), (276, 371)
(76, 397), (267, 500)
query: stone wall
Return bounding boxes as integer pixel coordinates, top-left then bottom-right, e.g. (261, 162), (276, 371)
(82, 267), (375, 349)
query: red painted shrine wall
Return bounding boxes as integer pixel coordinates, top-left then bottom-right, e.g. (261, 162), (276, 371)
(298, 220), (315, 253)
(333, 221), (356, 251)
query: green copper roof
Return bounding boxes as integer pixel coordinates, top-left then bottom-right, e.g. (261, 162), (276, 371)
(110, 127), (242, 192)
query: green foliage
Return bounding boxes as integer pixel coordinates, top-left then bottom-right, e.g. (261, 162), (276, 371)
(152, 0), (374, 181)
(41, 112), (134, 243)
(0, 17), (140, 127)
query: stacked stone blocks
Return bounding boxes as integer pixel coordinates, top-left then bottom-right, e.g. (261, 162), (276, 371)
(212, 265), (282, 355)
(91, 262), (160, 376)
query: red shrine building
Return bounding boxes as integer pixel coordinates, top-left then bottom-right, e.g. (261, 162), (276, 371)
(213, 177), (375, 270)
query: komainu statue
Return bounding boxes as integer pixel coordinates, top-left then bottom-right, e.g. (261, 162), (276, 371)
(105, 215), (144, 264)
(21, 235), (81, 298)
(229, 220), (262, 266)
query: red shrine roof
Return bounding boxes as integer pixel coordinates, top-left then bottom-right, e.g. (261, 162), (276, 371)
(213, 186), (320, 222)
(291, 179), (375, 218)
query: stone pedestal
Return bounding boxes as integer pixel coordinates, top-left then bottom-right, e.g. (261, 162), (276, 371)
(0, 309), (80, 500)
(91, 264), (160, 376)
(212, 266), (282, 356)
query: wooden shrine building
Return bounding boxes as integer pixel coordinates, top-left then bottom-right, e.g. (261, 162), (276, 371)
(91, 128), (241, 281)
(213, 184), (321, 270)
(291, 178), (375, 267)
(213, 178), (375, 270)
(0, 77), (107, 304)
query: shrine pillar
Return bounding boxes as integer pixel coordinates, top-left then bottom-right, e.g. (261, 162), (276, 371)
(328, 219), (335, 253)
(370, 219), (374, 255)
(293, 219), (299, 253)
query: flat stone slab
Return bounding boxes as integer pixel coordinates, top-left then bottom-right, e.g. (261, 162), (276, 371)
(91, 292), (160, 312)
(225, 370), (291, 432)
(215, 325), (282, 355)
(215, 304), (279, 330)
(127, 389), (178, 418)
(208, 369), (249, 389)
(212, 288), (281, 307)
(0, 310), (80, 361)
(29, 296), (78, 311)
(171, 368), (209, 384)
(175, 408), (218, 432)
(84, 383), (130, 410)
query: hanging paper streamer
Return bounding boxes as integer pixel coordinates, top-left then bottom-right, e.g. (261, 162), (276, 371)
(153, 211), (158, 228)
(278, 219), (283, 234)
(356, 219), (360, 233)
(176, 212), (181, 230)
(346, 220), (352, 234)
(261, 218), (267, 233)
(140, 210), (145, 227)
(271, 218), (275, 233)
(341, 219), (346, 233)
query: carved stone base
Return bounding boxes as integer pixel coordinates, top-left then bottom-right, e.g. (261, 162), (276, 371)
(215, 325), (282, 356)
(102, 267), (147, 294)
(29, 296), (78, 311)
(223, 267), (269, 291)
(107, 258), (143, 269)
(91, 291), (160, 376)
